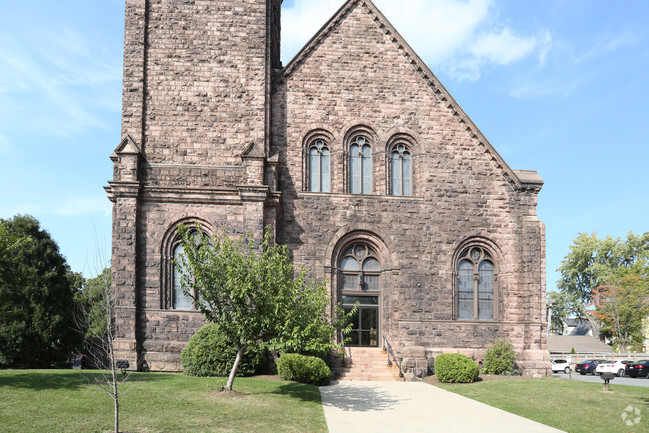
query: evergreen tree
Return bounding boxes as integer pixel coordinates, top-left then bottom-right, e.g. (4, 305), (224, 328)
(0, 215), (81, 368)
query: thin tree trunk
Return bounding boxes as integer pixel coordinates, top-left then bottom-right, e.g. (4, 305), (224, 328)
(114, 391), (119, 433)
(225, 345), (247, 391)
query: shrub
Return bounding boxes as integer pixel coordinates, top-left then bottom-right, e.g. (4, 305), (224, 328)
(482, 338), (517, 375)
(277, 353), (331, 386)
(434, 353), (479, 383)
(181, 323), (263, 377)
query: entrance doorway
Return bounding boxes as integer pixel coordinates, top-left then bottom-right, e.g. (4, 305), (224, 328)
(343, 295), (379, 347)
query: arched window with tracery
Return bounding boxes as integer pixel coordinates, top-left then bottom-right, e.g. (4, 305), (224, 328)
(390, 141), (412, 196)
(308, 138), (330, 192)
(349, 135), (372, 194)
(456, 246), (496, 321)
(339, 243), (381, 346)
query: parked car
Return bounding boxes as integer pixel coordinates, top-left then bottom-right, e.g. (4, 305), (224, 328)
(551, 359), (572, 374)
(625, 360), (649, 378)
(575, 359), (604, 375)
(595, 360), (633, 377)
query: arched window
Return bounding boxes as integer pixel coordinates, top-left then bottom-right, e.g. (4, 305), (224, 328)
(172, 242), (195, 310)
(308, 139), (330, 192)
(390, 142), (412, 196)
(349, 135), (372, 194)
(456, 246), (496, 321)
(339, 243), (380, 346)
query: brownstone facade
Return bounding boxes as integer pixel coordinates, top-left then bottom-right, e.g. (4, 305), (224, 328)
(106, 0), (550, 375)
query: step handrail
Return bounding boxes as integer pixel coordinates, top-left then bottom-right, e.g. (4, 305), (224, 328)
(382, 334), (404, 378)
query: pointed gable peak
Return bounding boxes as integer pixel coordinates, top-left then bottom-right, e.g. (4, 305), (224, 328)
(276, 0), (541, 191)
(111, 135), (141, 160)
(241, 140), (266, 160)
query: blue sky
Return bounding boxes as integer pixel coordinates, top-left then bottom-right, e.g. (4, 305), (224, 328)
(1, 0), (647, 288)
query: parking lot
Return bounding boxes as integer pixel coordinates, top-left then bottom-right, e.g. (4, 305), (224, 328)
(552, 372), (649, 388)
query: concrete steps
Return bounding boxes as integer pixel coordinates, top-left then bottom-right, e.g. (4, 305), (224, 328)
(338, 347), (403, 382)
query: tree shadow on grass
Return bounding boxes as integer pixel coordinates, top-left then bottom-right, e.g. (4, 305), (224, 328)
(269, 381), (322, 404)
(0, 370), (180, 392)
(0, 370), (88, 391)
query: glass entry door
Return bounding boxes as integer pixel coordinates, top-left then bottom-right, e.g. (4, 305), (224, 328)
(343, 296), (379, 347)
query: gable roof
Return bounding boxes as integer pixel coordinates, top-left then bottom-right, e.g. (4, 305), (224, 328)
(547, 336), (613, 354)
(274, 0), (543, 192)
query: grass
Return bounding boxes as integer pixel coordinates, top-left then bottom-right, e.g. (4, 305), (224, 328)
(430, 376), (649, 433)
(0, 370), (328, 433)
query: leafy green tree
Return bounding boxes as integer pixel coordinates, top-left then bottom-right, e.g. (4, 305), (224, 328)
(175, 225), (351, 391)
(0, 215), (81, 368)
(589, 273), (649, 352)
(556, 232), (649, 336)
(557, 232), (649, 304)
(74, 267), (111, 338)
(546, 291), (586, 334)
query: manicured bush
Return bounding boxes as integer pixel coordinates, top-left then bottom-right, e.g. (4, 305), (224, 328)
(277, 353), (331, 386)
(434, 353), (479, 383)
(482, 338), (517, 375)
(181, 323), (262, 377)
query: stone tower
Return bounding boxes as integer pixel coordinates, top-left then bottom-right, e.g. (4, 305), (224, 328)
(106, 0), (283, 370)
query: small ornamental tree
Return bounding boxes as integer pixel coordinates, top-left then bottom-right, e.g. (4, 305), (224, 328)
(482, 338), (517, 375)
(589, 273), (649, 352)
(175, 225), (352, 391)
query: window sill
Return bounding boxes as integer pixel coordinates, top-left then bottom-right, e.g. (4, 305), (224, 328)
(298, 192), (424, 201)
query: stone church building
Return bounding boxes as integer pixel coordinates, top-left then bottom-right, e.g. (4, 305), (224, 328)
(106, 0), (549, 375)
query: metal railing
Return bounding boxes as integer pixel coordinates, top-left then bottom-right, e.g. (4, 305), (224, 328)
(382, 334), (404, 378)
(551, 352), (649, 363)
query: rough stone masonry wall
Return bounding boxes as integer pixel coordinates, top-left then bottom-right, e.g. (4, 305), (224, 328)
(272, 2), (548, 375)
(126, 0), (269, 167)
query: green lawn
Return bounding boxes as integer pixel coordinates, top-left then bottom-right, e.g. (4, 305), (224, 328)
(0, 370), (328, 433)
(433, 377), (649, 433)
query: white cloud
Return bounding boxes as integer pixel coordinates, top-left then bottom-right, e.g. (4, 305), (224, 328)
(281, 0), (546, 82)
(470, 28), (537, 66)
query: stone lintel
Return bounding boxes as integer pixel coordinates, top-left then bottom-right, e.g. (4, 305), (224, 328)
(141, 186), (241, 205)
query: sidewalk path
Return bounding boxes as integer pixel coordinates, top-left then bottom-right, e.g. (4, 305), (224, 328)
(319, 381), (566, 433)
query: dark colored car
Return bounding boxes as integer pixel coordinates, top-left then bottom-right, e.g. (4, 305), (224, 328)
(625, 360), (649, 378)
(575, 359), (604, 375)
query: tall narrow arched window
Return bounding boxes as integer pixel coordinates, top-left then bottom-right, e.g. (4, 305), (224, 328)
(308, 139), (330, 192)
(172, 242), (195, 310)
(339, 243), (381, 346)
(350, 136), (372, 194)
(390, 142), (412, 196)
(456, 246), (496, 321)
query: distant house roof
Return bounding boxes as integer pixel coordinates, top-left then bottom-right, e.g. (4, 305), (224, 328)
(548, 336), (613, 353)
(564, 318), (591, 336)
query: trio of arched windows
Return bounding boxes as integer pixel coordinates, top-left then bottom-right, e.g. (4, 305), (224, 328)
(306, 131), (413, 196)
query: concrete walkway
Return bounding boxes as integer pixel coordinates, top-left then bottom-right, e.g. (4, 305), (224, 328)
(319, 381), (565, 433)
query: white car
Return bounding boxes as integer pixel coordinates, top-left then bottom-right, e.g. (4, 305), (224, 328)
(551, 359), (572, 374)
(594, 360), (632, 377)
